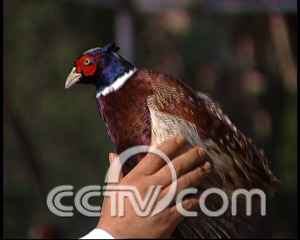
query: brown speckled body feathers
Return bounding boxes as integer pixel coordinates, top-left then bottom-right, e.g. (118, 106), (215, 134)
(96, 69), (276, 238)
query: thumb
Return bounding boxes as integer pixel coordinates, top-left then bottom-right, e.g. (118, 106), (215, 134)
(108, 153), (116, 165)
(108, 153), (124, 180)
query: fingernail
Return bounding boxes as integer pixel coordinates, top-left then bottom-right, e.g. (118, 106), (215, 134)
(176, 135), (186, 145)
(198, 148), (205, 157)
(203, 161), (211, 172)
(109, 153), (114, 165)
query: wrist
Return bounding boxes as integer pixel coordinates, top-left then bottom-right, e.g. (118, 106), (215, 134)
(97, 219), (118, 239)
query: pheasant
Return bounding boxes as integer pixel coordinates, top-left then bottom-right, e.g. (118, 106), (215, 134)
(65, 43), (276, 238)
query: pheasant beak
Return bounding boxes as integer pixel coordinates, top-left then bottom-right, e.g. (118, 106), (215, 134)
(65, 67), (82, 89)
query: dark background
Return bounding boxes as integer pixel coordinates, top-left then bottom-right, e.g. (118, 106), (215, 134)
(3, 0), (297, 238)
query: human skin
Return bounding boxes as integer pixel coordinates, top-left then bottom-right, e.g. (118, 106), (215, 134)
(97, 135), (211, 238)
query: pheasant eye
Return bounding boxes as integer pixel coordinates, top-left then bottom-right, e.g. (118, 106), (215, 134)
(84, 58), (91, 65)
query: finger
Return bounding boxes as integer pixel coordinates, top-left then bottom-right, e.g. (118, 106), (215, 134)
(135, 135), (187, 175)
(108, 153), (114, 165)
(170, 196), (200, 224)
(153, 147), (206, 187)
(107, 153), (124, 183)
(161, 161), (211, 201)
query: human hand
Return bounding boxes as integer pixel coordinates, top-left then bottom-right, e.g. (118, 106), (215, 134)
(97, 135), (211, 239)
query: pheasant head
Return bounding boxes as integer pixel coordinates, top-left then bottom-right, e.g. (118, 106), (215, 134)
(65, 43), (135, 97)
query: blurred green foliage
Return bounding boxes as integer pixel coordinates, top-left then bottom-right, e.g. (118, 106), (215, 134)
(3, 0), (297, 238)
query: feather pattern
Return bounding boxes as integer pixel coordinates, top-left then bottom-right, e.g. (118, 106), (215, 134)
(96, 68), (276, 238)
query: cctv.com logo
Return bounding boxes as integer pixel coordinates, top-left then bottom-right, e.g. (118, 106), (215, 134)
(47, 145), (266, 218)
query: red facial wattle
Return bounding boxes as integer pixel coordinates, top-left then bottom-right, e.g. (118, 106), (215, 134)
(76, 54), (100, 76)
